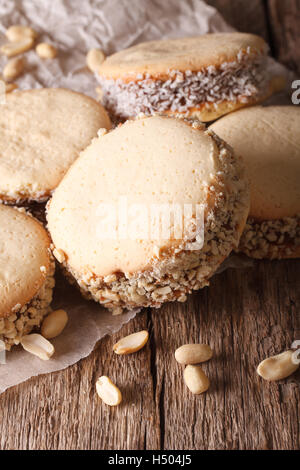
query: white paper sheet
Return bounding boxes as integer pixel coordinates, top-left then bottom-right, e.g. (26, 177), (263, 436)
(0, 0), (291, 394)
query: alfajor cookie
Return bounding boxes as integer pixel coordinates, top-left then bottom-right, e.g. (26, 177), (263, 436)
(47, 115), (249, 314)
(0, 88), (111, 205)
(210, 106), (300, 259)
(97, 33), (283, 122)
(0, 205), (55, 350)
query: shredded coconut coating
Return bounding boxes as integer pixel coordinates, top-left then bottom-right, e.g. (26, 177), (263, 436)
(238, 215), (300, 259)
(54, 130), (249, 314)
(0, 259), (55, 350)
(98, 50), (269, 120)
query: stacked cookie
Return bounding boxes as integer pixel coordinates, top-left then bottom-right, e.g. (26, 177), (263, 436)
(0, 205), (54, 350)
(96, 34), (299, 263)
(210, 106), (300, 259)
(1, 31), (298, 351)
(0, 88), (111, 349)
(47, 115), (249, 313)
(97, 33), (283, 121)
(0, 88), (111, 207)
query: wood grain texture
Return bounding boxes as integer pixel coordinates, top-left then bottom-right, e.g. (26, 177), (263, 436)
(267, 0), (300, 74)
(0, 0), (299, 451)
(0, 260), (299, 450)
(205, 0), (269, 39)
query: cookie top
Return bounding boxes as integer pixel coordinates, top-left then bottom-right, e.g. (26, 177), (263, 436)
(0, 88), (111, 203)
(98, 33), (267, 79)
(210, 106), (300, 220)
(0, 205), (52, 318)
(47, 116), (227, 277)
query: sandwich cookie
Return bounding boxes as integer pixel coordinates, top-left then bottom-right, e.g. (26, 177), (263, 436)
(97, 33), (283, 122)
(210, 106), (300, 259)
(0, 88), (111, 205)
(47, 115), (249, 313)
(0, 205), (55, 350)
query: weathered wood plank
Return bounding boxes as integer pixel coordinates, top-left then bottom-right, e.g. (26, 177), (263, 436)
(0, 260), (298, 450)
(0, 1), (299, 451)
(267, 0), (300, 74)
(0, 311), (160, 450)
(151, 260), (300, 450)
(205, 0), (269, 40)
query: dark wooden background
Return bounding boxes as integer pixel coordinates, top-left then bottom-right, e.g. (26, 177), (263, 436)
(0, 0), (299, 450)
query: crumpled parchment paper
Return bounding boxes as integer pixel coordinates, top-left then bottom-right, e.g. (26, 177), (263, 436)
(0, 0), (291, 394)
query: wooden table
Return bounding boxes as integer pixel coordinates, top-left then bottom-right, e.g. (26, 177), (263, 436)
(0, 0), (299, 451)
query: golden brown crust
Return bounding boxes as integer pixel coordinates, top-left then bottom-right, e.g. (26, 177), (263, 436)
(99, 33), (267, 79)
